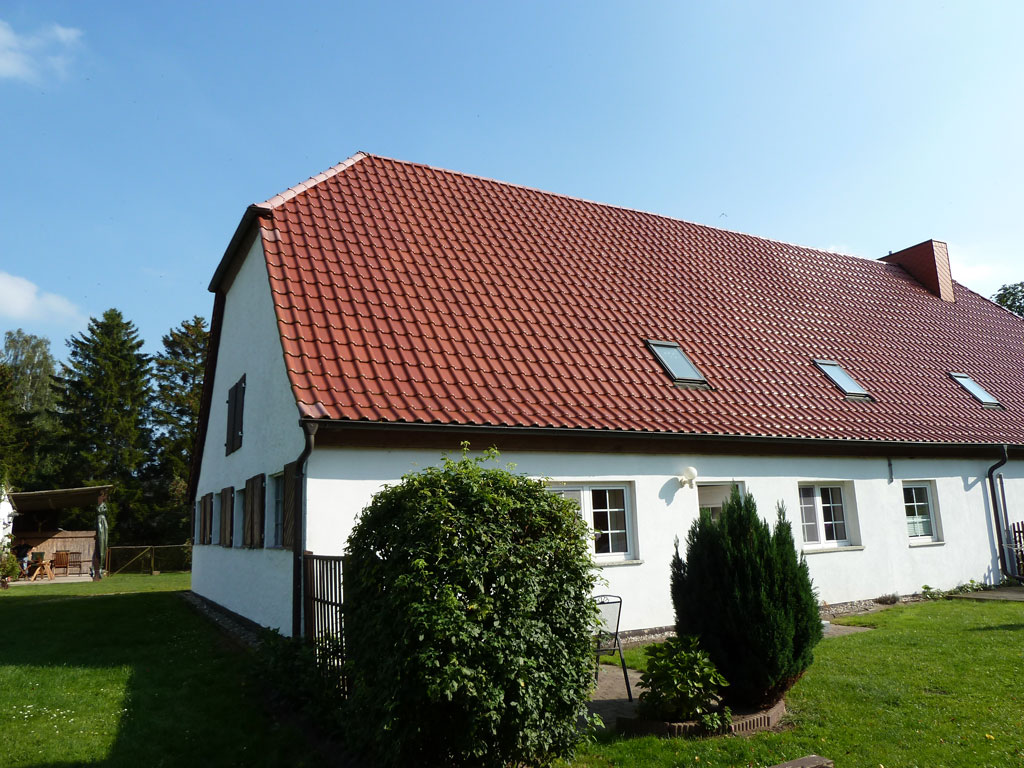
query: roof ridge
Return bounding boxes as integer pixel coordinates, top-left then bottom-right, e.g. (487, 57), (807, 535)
(260, 152), (370, 208)
(357, 152), (876, 264)
(258, 151), (945, 277)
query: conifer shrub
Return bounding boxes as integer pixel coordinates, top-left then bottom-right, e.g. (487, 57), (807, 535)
(671, 488), (822, 708)
(344, 447), (598, 767)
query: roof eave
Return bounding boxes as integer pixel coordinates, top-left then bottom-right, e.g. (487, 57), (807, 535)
(298, 417), (1024, 459)
(207, 203), (273, 293)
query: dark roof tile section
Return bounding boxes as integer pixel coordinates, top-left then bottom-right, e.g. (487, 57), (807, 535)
(254, 154), (1024, 444)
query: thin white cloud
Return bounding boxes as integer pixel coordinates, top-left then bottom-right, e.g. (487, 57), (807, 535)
(946, 241), (1020, 299)
(823, 243), (860, 257)
(0, 271), (85, 326)
(0, 19), (82, 84)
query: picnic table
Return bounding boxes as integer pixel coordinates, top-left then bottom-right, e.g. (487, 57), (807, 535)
(29, 558), (55, 581)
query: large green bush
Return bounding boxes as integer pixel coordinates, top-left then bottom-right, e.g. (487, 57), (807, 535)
(344, 447), (598, 767)
(671, 488), (822, 708)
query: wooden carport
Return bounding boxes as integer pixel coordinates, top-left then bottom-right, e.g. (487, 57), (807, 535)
(9, 485), (113, 579)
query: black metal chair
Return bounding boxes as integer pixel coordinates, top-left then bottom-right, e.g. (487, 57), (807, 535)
(594, 594), (632, 701)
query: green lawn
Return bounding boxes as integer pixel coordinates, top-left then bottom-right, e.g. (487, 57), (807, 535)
(0, 573), (324, 767)
(6, 577), (1023, 767)
(580, 599), (1024, 768)
(4, 572), (192, 600)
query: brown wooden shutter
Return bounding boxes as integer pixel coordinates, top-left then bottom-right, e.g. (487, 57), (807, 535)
(220, 486), (234, 547)
(225, 375), (245, 455)
(200, 493), (214, 545)
(234, 376), (245, 451)
(225, 383), (235, 454)
(282, 461), (297, 551)
(256, 473), (265, 548)
(241, 481), (252, 549)
(199, 495), (206, 544)
(243, 474), (266, 549)
(205, 493), (213, 545)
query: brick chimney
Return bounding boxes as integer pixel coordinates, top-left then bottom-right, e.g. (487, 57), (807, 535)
(880, 240), (955, 302)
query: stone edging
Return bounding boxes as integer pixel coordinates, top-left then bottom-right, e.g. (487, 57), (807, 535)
(617, 697), (786, 738)
(178, 590), (267, 650)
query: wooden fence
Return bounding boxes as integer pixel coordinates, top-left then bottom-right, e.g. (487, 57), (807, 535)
(1012, 521), (1024, 577)
(303, 553), (348, 694)
(106, 544), (191, 575)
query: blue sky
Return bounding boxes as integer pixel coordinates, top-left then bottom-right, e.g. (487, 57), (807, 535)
(2, 2), (1022, 359)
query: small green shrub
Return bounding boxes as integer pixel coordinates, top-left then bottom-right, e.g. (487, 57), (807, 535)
(344, 446), (598, 767)
(875, 593), (900, 605)
(922, 579), (993, 599)
(0, 534), (19, 582)
(672, 489), (822, 708)
(637, 636), (731, 733)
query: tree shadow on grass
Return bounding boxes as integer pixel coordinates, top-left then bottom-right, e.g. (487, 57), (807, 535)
(965, 623), (1024, 632)
(1, 591), (324, 768)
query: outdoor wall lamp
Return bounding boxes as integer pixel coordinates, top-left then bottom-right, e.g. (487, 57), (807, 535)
(679, 466), (699, 488)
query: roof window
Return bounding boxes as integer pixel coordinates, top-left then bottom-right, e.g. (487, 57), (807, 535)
(646, 340), (708, 387)
(813, 359), (871, 400)
(950, 373), (1000, 407)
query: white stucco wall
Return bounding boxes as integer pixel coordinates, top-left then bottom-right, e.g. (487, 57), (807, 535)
(191, 237), (305, 634)
(305, 446), (1016, 632)
(1, 487), (13, 542)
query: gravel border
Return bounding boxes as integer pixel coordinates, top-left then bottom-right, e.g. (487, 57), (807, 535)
(178, 590), (267, 650)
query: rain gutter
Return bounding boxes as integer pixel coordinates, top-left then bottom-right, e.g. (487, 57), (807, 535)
(292, 420), (319, 639)
(987, 445), (1024, 583)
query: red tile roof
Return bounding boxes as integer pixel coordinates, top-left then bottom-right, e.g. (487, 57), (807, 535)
(248, 152), (1024, 444)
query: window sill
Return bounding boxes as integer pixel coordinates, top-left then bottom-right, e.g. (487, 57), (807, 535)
(909, 539), (945, 548)
(802, 545), (864, 555)
(594, 559), (644, 568)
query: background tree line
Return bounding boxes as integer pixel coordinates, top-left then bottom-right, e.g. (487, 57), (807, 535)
(0, 310), (208, 545)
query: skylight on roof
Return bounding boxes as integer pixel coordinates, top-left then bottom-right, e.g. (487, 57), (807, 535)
(814, 359), (871, 399)
(647, 340), (707, 386)
(950, 373), (1001, 407)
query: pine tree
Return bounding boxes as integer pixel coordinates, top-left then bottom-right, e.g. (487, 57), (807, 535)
(56, 309), (153, 542)
(149, 316), (208, 542)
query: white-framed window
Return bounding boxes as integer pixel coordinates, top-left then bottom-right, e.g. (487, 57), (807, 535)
(549, 483), (636, 561)
(646, 340), (708, 388)
(903, 481), (940, 541)
(271, 473), (284, 547)
(813, 359), (871, 400)
(798, 484), (854, 547)
(233, 487), (246, 548)
(697, 482), (745, 522)
(949, 372), (1000, 408)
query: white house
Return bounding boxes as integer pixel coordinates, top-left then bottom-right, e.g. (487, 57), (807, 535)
(189, 152), (1024, 636)
(1, 486), (14, 543)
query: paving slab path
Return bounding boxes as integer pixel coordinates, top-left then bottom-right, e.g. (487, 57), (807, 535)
(589, 664), (643, 729)
(951, 585), (1024, 602)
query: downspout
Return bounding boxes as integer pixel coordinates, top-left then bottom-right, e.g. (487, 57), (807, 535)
(986, 445), (1023, 583)
(292, 420), (319, 639)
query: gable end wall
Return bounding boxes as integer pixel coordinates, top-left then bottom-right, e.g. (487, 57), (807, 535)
(192, 235), (304, 634)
